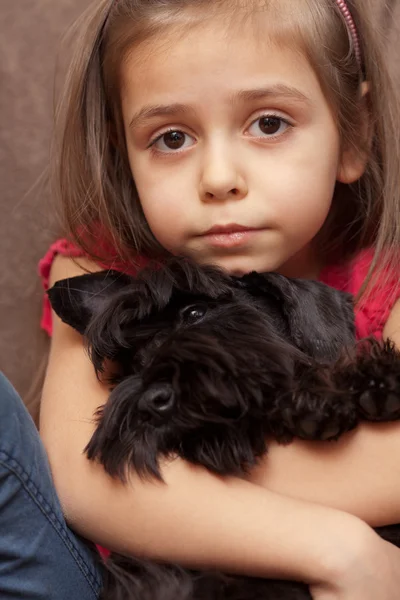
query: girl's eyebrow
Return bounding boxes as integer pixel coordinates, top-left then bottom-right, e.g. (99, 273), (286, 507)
(128, 84), (312, 130)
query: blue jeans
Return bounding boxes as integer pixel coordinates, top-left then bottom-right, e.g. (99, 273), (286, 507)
(0, 372), (104, 598)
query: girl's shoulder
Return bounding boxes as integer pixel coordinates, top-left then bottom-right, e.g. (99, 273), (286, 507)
(320, 249), (400, 340)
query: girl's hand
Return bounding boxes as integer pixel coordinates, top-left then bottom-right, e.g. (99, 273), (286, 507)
(310, 532), (400, 600)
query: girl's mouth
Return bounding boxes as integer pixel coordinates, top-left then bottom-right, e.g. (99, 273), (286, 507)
(200, 224), (263, 248)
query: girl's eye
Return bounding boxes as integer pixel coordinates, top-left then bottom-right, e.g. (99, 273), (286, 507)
(248, 116), (290, 138)
(150, 130), (195, 154)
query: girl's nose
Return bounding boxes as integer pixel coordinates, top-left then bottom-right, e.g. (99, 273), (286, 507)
(199, 147), (248, 203)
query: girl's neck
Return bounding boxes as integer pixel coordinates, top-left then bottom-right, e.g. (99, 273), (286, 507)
(277, 245), (323, 281)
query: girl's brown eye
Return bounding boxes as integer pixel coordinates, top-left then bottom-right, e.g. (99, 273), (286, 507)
(151, 130), (195, 154)
(259, 117), (282, 135)
(163, 131), (185, 149)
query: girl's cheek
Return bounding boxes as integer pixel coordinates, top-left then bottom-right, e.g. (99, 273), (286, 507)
(134, 163), (193, 222)
(139, 189), (190, 250)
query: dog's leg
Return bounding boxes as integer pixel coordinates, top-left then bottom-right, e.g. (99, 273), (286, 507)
(102, 553), (313, 600)
(275, 339), (400, 443)
(273, 366), (360, 442)
(100, 553), (194, 600)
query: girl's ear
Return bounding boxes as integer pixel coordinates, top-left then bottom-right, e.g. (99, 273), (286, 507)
(337, 81), (371, 184)
(47, 271), (134, 335)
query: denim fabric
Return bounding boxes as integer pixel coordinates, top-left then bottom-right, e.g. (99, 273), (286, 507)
(0, 372), (104, 599)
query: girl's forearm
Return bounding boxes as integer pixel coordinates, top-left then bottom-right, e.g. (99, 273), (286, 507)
(57, 449), (370, 584)
(248, 422), (400, 527)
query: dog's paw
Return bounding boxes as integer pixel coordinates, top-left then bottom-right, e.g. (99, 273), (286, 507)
(278, 389), (359, 442)
(357, 376), (400, 421)
(347, 341), (400, 422)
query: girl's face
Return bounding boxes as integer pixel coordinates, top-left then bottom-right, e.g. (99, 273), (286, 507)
(120, 13), (363, 277)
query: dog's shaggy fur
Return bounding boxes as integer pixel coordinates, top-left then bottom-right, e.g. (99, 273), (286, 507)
(49, 257), (400, 600)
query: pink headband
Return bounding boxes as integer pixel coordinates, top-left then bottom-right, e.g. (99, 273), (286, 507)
(110, 0), (362, 68)
(335, 0), (362, 68)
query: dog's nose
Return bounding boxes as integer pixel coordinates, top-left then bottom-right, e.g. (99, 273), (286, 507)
(138, 385), (176, 418)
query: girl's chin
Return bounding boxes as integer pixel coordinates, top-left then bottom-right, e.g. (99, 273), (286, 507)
(177, 246), (284, 275)
(201, 256), (279, 276)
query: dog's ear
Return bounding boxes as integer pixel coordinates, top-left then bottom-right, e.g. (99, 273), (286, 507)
(47, 271), (134, 335)
(241, 272), (355, 362)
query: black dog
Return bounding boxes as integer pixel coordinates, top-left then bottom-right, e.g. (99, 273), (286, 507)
(49, 257), (400, 600)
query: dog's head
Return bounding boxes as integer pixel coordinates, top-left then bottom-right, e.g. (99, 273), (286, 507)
(48, 257), (355, 481)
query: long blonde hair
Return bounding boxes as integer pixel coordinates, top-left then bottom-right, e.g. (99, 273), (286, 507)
(51, 0), (399, 298)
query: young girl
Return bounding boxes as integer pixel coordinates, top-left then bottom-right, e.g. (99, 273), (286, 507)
(2, 0), (400, 598)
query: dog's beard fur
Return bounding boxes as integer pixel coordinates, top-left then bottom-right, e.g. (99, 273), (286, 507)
(85, 301), (304, 482)
(48, 256), (400, 600)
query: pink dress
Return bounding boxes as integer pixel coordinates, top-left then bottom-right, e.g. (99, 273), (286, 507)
(38, 239), (399, 559)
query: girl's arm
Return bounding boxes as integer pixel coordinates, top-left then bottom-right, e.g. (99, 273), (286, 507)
(40, 271), (367, 584)
(248, 420), (400, 526)
(40, 256), (400, 584)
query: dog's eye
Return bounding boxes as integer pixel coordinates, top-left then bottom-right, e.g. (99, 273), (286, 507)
(181, 304), (208, 324)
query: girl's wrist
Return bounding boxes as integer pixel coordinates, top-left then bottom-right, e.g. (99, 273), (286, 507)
(311, 515), (376, 586)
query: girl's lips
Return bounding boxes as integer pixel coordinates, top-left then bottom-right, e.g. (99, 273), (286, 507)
(204, 223), (255, 235)
(200, 226), (263, 248)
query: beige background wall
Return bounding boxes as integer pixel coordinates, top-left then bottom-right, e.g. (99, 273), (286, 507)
(0, 0), (399, 415)
(0, 1), (91, 416)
